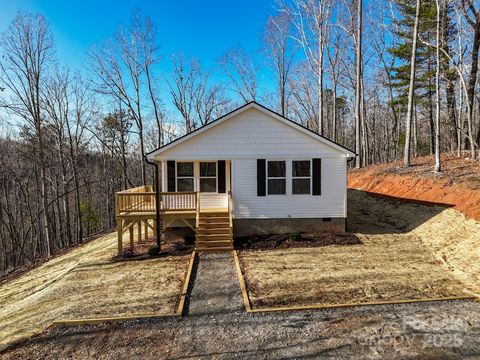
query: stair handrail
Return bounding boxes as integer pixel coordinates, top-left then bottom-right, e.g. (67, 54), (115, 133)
(228, 191), (233, 241)
(195, 191), (200, 239)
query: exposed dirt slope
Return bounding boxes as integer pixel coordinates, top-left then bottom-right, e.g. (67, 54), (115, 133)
(349, 155), (480, 295)
(348, 154), (480, 221)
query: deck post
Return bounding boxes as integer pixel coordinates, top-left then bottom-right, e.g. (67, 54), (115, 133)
(117, 218), (123, 255)
(144, 220), (149, 240)
(137, 220), (141, 245)
(129, 225), (134, 250)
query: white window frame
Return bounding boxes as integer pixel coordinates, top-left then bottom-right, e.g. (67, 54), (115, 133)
(199, 161), (218, 193)
(291, 160), (311, 195)
(267, 160), (286, 195)
(176, 161), (195, 192)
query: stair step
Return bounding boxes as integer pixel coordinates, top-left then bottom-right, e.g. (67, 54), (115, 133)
(200, 211), (229, 216)
(198, 220), (230, 226)
(198, 218), (230, 224)
(197, 239), (232, 243)
(197, 228), (231, 234)
(197, 236), (231, 241)
(196, 241), (232, 247)
(197, 233), (231, 238)
(195, 246), (233, 252)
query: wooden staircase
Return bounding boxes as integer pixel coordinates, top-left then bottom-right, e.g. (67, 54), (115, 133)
(195, 211), (233, 252)
(195, 192), (234, 252)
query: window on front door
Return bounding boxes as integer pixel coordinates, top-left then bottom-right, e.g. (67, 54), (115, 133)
(200, 162), (217, 192)
(177, 162), (194, 191)
(267, 160), (286, 195)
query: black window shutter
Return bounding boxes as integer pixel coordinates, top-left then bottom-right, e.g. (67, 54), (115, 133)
(167, 161), (176, 192)
(312, 158), (322, 196)
(218, 160), (226, 193)
(257, 159), (266, 196)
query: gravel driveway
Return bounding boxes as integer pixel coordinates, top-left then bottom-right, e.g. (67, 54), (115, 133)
(2, 299), (480, 359)
(188, 252), (244, 316)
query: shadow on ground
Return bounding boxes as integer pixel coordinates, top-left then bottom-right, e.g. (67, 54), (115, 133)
(347, 189), (454, 235)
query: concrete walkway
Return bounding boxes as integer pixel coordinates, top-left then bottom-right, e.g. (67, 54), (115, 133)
(187, 252), (244, 316)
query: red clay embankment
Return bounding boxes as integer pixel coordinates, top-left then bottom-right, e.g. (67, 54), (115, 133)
(348, 154), (480, 222)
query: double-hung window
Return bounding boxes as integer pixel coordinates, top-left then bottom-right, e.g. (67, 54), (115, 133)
(200, 162), (217, 192)
(267, 161), (286, 195)
(176, 162), (194, 191)
(292, 160), (311, 194)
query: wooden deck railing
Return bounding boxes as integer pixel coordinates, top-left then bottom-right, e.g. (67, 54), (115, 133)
(116, 186), (198, 214)
(116, 186), (155, 214)
(160, 192), (197, 211)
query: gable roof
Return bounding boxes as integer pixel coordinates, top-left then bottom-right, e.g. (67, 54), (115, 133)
(146, 102), (357, 160)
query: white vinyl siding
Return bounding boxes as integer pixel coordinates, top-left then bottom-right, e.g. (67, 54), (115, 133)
(156, 107), (348, 219)
(232, 157), (346, 219)
(157, 108), (343, 160)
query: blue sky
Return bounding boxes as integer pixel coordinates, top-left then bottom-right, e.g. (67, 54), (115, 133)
(1, 0), (277, 87)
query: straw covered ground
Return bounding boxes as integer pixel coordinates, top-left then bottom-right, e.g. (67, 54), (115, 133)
(237, 189), (474, 310)
(0, 229), (191, 351)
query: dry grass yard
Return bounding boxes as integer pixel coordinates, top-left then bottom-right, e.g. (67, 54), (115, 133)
(237, 189), (475, 310)
(0, 230), (191, 352)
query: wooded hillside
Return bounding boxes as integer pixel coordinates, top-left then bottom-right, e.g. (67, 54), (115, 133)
(1, 0), (480, 274)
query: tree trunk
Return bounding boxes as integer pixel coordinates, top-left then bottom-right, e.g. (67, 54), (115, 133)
(428, 68), (435, 155)
(318, 39), (324, 135)
(145, 64), (164, 147)
(466, 21), (480, 159)
(332, 80), (337, 142)
(434, 0), (442, 172)
(37, 125), (52, 257)
(355, 0), (363, 169)
(404, 0), (421, 167)
(413, 106), (418, 158)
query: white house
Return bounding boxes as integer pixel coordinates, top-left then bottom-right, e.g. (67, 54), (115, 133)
(139, 102), (355, 250)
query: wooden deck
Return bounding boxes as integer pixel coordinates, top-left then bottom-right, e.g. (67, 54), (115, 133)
(115, 186), (232, 254)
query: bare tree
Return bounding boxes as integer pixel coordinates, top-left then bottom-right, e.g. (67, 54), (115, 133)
(290, 61), (319, 128)
(355, 0), (363, 168)
(263, 12), (296, 116)
(434, 0), (442, 172)
(194, 82), (230, 126)
(43, 67), (73, 246)
(461, 0), (480, 159)
(167, 54), (197, 133)
(285, 0), (332, 135)
(404, 0), (421, 167)
(0, 12), (55, 255)
(168, 54), (229, 132)
(218, 47), (257, 103)
(89, 11), (162, 184)
(134, 12), (165, 147)
(326, 25), (346, 142)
